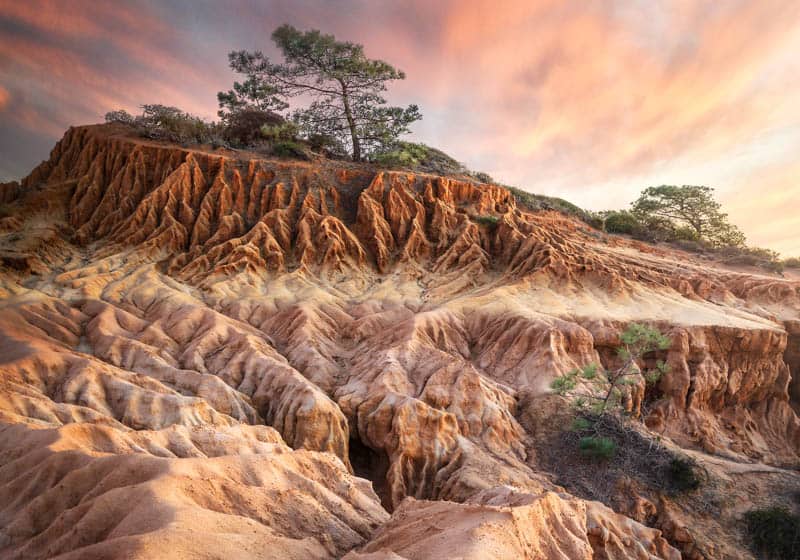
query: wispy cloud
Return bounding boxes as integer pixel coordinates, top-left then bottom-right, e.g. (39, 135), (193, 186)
(0, 0), (797, 254)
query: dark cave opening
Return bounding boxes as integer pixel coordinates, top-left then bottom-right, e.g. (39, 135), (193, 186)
(348, 437), (392, 512)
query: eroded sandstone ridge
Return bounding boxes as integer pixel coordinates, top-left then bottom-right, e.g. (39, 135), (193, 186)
(0, 125), (798, 559)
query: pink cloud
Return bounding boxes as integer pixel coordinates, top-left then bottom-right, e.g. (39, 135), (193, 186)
(428, 0), (800, 183)
(0, 0), (798, 253)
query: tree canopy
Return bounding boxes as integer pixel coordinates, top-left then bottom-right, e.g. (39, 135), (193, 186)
(218, 25), (421, 161)
(631, 185), (745, 247)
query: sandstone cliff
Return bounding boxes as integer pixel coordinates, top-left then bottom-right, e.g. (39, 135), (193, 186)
(0, 125), (798, 559)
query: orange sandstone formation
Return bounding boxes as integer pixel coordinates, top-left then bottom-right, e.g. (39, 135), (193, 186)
(0, 124), (798, 559)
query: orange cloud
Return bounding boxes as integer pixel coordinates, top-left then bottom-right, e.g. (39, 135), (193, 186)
(432, 0), (800, 181)
(724, 158), (800, 257)
(0, 86), (9, 111)
(396, 0), (800, 253)
(0, 0), (797, 253)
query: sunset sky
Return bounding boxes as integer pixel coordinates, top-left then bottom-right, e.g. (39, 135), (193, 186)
(1, 0), (798, 255)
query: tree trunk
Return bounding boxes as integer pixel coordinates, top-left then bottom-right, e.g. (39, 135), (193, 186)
(341, 86), (361, 162)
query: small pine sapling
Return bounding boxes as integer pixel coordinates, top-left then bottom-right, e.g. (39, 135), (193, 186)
(551, 323), (670, 416)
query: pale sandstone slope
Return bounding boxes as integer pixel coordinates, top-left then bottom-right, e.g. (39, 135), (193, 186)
(0, 422), (387, 560)
(0, 124), (798, 559)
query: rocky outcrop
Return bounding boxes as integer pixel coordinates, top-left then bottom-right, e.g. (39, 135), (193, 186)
(646, 324), (800, 465)
(0, 125), (798, 559)
(344, 486), (679, 560)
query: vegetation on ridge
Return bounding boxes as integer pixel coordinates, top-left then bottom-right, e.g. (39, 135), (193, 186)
(108, 24), (420, 162)
(105, 105), (216, 145)
(219, 25), (421, 161)
(471, 214), (500, 227)
(597, 185), (795, 273)
(103, 24), (796, 271)
(598, 185), (746, 249)
(505, 185), (600, 225)
(369, 142), (466, 175)
(631, 185), (745, 247)
(106, 104), (797, 271)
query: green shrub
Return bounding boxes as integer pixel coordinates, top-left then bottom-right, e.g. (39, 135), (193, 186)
(570, 416), (592, 431)
(472, 215), (499, 227)
(370, 142), (466, 175)
(584, 213), (605, 230)
(715, 245), (784, 273)
(603, 210), (640, 235)
(106, 104), (217, 144)
(472, 171), (495, 184)
(416, 144), (465, 174)
(668, 457), (702, 492)
(718, 245), (780, 263)
(104, 109), (136, 125)
(221, 108), (284, 146)
(579, 436), (616, 460)
(260, 121), (299, 142)
(672, 239), (707, 253)
(784, 257), (800, 269)
(506, 186), (596, 226)
(110, 105), (292, 149)
(139, 104), (213, 143)
(272, 140), (309, 160)
(307, 133), (347, 157)
(634, 215), (678, 243)
(371, 142), (427, 167)
(744, 507), (800, 559)
(672, 226), (701, 241)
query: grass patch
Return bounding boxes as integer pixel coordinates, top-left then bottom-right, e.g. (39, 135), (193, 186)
(472, 214), (500, 227)
(505, 186), (601, 228)
(370, 141), (467, 175)
(579, 436), (616, 460)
